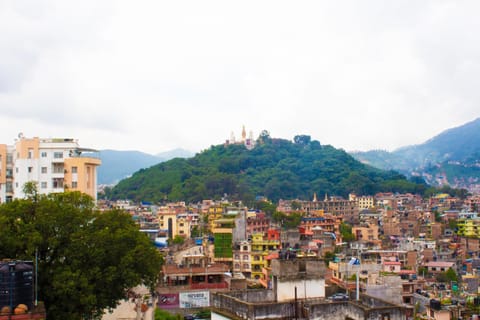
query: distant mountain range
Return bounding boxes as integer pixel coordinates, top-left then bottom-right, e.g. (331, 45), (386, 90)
(97, 148), (194, 185)
(350, 118), (480, 192)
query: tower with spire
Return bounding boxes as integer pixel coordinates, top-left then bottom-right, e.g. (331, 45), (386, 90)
(225, 126), (256, 150)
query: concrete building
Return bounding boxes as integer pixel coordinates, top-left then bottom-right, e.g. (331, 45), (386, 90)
(278, 195), (359, 224)
(0, 135), (101, 202)
(212, 259), (406, 320)
(349, 193), (375, 210)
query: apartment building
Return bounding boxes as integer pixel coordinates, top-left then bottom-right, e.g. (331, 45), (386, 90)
(0, 135), (101, 202)
(349, 193), (375, 210)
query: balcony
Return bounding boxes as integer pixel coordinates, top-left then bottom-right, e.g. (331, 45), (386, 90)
(191, 282), (228, 290)
(52, 178), (64, 189)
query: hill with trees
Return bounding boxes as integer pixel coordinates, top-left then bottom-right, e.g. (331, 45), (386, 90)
(106, 133), (432, 204)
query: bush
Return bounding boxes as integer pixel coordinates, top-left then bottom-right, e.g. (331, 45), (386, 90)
(155, 308), (182, 320)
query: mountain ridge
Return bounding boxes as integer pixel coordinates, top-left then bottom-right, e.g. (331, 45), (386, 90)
(98, 148), (193, 185)
(351, 117), (480, 191)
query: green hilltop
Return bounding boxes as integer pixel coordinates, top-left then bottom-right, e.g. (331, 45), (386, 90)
(106, 133), (432, 203)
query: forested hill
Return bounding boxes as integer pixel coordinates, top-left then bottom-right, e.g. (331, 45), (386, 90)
(106, 135), (429, 203)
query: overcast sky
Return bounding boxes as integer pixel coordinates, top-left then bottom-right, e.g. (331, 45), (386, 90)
(1, 1), (479, 155)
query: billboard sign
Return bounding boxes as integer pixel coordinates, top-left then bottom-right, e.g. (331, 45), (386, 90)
(158, 293), (180, 309)
(179, 291), (210, 308)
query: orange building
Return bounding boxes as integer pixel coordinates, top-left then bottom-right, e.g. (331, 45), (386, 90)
(0, 135), (101, 202)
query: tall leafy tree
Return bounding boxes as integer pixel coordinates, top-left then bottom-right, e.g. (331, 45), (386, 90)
(0, 189), (163, 320)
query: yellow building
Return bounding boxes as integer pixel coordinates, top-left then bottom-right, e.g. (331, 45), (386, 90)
(349, 193), (375, 210)
(457, 219), (480, 238)
(157, 207), (192, 240)
(0, 135), (101, 202)
(250, 233), (280, 280)
(208, 204), (225, 231)
(176, 213), (192, 238)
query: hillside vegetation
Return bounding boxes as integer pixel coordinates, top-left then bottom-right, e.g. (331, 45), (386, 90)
(107, 134), (430, 203)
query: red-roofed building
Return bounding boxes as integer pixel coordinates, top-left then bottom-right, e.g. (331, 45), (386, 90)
(383, 261), (401, 273)
(424, 261), (456, 273)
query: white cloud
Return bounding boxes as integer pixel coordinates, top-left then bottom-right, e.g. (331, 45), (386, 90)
(0, 0), (479, 154)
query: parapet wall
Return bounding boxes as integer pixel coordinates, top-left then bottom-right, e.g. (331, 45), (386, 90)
(225, 290), (275, 303)
(212, 291), (406, 320)
(212, 291), (295, 320)
(271, 259), (326, 280)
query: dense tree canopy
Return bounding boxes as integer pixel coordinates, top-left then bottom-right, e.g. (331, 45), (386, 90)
(107, 135), (429, 204)
(0, 189), (163, 320)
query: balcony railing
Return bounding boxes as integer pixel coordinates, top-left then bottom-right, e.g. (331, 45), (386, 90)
(191, 282), (228, 290)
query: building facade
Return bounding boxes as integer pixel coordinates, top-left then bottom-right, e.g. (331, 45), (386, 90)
(0, 135), (101, 202)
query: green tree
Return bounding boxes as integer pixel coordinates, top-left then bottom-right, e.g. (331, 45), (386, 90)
(0, 190), (163, 320)
(323, 251), (335, 266)
(445, 268), (458, 282)
(284, 212), (302, 229)
(255, 200), (277, 215)
(293, 135), (311, 146)
(171, 235), (185, 245)
(340, 222), (355, 242)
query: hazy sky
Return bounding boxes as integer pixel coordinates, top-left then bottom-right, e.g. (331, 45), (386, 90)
(1, 1), (479, 155)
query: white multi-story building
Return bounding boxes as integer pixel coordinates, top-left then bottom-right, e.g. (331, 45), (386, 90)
(0, 134), (101, 203)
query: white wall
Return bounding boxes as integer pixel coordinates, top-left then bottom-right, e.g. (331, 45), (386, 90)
(276, 279), (325, 302)
(211, 311), (232, 320)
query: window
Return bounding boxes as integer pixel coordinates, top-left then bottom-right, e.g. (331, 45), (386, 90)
(28, 167), (33, 173)
(28, 149), (33, 159)
(71, 181), (78, 188)
(53, 152), (63, 159)
(41, 167), (47, 174)
(52, 178), (64, 188)
(41, 182), (47, 189)
(86, 166), (90, 188)
(71, 166), (78, 174)
(41, 152), (47, 158)
(15, 167), (18, 173)
(243, 255), (249, 260)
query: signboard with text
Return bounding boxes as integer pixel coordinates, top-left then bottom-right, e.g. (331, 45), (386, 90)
(179, 291), (210, 308)
(158, 293), (180, 309)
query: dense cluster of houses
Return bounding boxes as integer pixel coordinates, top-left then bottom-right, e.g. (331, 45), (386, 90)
(99, 192), (480, 319)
